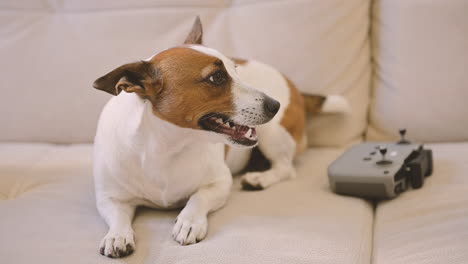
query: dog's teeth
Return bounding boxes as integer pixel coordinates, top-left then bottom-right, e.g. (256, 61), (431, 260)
(215, 118), (223, 124)
(245, 128), (252, 138)
(222, 123), (230, 128)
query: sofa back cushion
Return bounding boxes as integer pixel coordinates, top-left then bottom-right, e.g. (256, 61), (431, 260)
(0, 0), (371, 146)
(368, 0), (468, 142)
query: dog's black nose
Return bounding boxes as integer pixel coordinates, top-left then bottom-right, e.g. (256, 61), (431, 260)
(263, 96), (280, 117)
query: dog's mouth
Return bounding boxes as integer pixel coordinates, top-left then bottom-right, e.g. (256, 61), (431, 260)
(199, 113), (257, 146)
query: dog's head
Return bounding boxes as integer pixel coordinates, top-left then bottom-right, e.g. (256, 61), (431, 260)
(93, 17), (279, 147)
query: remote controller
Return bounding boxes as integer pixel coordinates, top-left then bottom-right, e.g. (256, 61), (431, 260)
(328, 129), (433, 199)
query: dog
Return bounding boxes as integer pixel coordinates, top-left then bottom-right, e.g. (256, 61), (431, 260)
(92, 17), (349, 258)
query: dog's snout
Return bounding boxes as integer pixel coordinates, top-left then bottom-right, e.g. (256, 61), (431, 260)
(263, 97), (280, 117)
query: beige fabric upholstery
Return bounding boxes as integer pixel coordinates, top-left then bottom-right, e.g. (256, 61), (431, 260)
(1, 1), (468, 263)
(368, 0), (468, 142)
(0, 0), (371, 147)
(0, 144), (373, 264)
(373, 143), (468, 264)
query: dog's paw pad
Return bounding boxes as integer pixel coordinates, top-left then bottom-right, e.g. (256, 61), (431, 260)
(99, 232), (135, 258)
(172, 213), (207, 246)
(241, 172), (268, 191)
(241, 178), (264, 191)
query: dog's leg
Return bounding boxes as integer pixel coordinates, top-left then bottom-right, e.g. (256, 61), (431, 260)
(97, 198), (136, 258)
(241, 124), (296, 190)
(172, 172), (232, 245)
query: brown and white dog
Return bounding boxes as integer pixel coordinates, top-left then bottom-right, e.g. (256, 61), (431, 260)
(93, 17), (349, 258)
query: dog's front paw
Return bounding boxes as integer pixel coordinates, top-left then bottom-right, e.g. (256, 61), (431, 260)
(99, 230), (135, 258)
(172, 212), (208, 245)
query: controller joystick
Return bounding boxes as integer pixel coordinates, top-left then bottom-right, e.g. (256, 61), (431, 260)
(398, 129), (411, 144)
(376, 146), (392, 165)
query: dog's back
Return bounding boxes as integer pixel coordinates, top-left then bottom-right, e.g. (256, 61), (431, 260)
(226, 58), (344, 172)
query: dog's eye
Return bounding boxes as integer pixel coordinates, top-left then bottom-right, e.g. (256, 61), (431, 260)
(208, 71), (226, 86)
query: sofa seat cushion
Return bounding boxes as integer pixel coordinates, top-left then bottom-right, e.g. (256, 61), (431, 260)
(373, 143), (468, 264)
(0, 143), (373, 264)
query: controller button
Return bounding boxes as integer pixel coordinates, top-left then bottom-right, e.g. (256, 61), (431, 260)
(384, 170), (389, 174)
(363, 157), (371, 161)
(370, 152), (376, 155)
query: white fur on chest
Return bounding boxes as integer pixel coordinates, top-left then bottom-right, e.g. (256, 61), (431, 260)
(94, 93), (227, 208)
(138, 138), (224, 208)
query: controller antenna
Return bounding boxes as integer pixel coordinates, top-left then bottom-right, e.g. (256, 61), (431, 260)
(398, 129), (411, 144)
(376, 146), (392, 165)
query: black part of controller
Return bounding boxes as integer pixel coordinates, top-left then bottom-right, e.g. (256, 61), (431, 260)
(394, 166), (407, 181)
(407, 163), (424, 188)
(400, 145), (433, 189)
(424, 149), (433, 176)
(394, 180), (407, 194)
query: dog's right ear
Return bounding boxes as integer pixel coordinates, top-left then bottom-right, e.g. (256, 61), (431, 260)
(184, 16), (203, 45)
(93, 61), (159, 96)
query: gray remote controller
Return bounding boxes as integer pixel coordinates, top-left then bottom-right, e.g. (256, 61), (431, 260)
(328, 130), (433, 199)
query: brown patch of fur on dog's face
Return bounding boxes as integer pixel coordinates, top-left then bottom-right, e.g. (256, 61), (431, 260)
(280, 75), (306, 154)
(93, 47), (236, 131)
(147, 47), (235, 130)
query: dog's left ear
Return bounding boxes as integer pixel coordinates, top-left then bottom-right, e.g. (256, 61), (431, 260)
(184, 16), (203, 45)
(93, 61), (161, 96)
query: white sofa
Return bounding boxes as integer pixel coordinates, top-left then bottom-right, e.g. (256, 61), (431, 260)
(1, 1), (467, 263)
